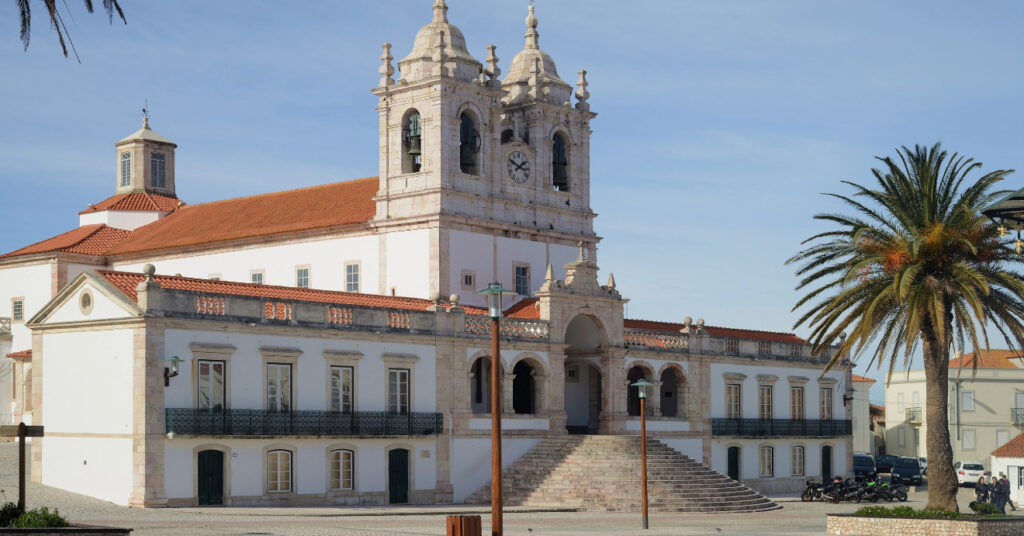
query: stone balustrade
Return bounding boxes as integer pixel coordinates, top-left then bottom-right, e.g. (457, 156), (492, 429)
(623, 328), (688, 352)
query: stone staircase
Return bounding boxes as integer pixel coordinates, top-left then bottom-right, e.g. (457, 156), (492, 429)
(466, 435), (779, 513)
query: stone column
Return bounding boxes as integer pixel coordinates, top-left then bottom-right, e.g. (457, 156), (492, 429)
(502, 375), (514, 416)
(649, 380), (663, 417)
(600, 352), (626, 434)
(547, 352), (568, 434)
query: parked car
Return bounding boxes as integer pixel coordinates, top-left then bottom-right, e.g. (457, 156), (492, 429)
(853, 454), (877, 481)
(954, 460), (990, 486)
(918, 457), (927, 475)
(891, 457), (923, 486)
(875, 454), (898, 473)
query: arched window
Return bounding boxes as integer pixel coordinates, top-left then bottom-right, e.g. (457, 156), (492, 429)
(501, 129), (514, 144)
(512, 361), (536, 415)
(267, 449), (292, 493)
(626, 366), (647, 416)
(470, 357), (492, 414)
(660, 368), (680, 418)
(759, 446), (774, 477)
(330, 449), (354, 490)
(552, 133), (569, 192)
(151, 153), (166, 188)
(120, 152), (132, 187)
(459, 112), (480, 174)
(402, 110), (422, 173)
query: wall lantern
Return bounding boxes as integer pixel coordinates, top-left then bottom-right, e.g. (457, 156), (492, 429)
(164, 355), (183, 387)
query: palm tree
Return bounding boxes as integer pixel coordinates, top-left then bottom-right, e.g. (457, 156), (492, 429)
(788, 143), (1024, 512)
(17, 0), (125, 60)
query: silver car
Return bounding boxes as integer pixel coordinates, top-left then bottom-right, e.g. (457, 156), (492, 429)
(954, 460), (989, 485)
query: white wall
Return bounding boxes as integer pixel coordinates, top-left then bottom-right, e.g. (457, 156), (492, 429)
(384, 229), (430, 299)
(79, 210), (164, 230)
(711, 438), (848, 482)
(43, 436), (133, 505)
(47, 283), (133, 324)
(709, 363), (848, 420)
(991, 456), (1024, 505)
(0, 262), (52, 353)
(451, 437), (540, 503)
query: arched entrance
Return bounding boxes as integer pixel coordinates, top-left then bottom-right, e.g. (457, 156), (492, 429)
(660, 368), (680, 417)
(468, 356), (492, 414)
(564, 360), (601, 433)
(626, 366), (648, 417)
(512, 361), (536, 414)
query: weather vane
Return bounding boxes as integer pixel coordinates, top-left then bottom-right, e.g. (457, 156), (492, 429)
(142, 98), (149, 120)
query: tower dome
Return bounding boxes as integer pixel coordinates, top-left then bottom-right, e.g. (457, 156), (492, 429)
(398, 0), (482, 83)
(502, 4), (572, 105)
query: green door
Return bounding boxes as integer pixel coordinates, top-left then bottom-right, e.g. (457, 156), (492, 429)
(821, 446), (833, 481)
(727, 446), (740, 481)
(197, 450), (224, 505)
(388, 449), (409, 504)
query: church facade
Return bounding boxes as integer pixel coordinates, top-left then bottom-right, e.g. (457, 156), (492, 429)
(1, 1), (852, 507)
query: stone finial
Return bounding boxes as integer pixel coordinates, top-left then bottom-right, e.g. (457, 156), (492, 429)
(142, 116), (151, 130)
(432, 0), (448, 23)
(449, 293), (460, 304)
(379, 42), (395, 87)
(524, 3), (539, 50)
(486, 45), (501, 85)
(680, 316), (693, 334)
(576, 240), (586, 261)
(606, 272), (616, 289)
(544, 263), (554, 282)
(142, 263), (156, 281)
(696, 318), (706, 334)
(575, 69), (591, 111)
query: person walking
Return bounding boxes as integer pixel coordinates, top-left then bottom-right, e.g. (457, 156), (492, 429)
(976, 476), (990, 505)
(993, 474), (1007, 513)
(1000, 474), (1016, 512)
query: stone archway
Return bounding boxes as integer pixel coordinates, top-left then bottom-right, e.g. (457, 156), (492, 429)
(562, 314), (609, 434)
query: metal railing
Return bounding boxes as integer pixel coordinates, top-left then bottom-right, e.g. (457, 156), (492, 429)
(905, 407), (922, 423)
(0, 317), (10, 335)
(165, 408), (443, 437)
(1012, 408), (1024, 427)
(711, 418), (852, 437)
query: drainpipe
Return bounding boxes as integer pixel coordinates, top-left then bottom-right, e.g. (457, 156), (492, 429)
(955, 380), (962, 441)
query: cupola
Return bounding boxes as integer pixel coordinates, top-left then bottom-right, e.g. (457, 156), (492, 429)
(502, 4), (572, 105)
(398, 0), (483, 83)
(113, 116), (177, 197)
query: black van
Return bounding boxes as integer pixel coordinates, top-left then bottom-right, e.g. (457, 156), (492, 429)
(853, 454), (877, 481)
(891, 457), (923, 486)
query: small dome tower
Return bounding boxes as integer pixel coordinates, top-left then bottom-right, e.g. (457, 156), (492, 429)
(502, 4), (572, 105)
(113, 116), (177, 197)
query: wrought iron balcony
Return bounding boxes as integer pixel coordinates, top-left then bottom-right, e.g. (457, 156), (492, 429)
(165, 408), (444, 437)
(1012, 408), (1024, 427)
(0, 317), (10, 335)
(711, 418), (852, 437)
(905, 407), (922, 423)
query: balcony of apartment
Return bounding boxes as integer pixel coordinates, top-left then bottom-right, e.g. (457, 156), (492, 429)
(165, 408), (444, 437)
(1012, 408), (1024, 427)
(0, 317), (11, 336)
(710, 418), (852, 438)
(905, 407), (922, 424)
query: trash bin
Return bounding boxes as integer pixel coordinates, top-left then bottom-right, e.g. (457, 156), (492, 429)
(446, 514), (482, 536)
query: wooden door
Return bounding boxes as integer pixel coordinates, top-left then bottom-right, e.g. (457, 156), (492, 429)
(197, 450), (224, 505)
(727, 446), (740, 481)
(821, 446), (833, 481)
(388, 449), (409, 504)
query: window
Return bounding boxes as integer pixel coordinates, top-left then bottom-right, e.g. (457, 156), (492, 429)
(725, 339), (739, 354)
(552, 133), (569, 191)
(388, 368), (410, 414)
(251, 271), (264, 285)
(330, 449), (354, 490)
(515, 265), (530, 296)
(820, 388), (833, 420)
(330, 366), (353, 413)
(151, 153), (166, 188)
(759, 446), (774, 477)
(402, 110), (422, 173)
(459, 112), (479, 174)
(997, 429), (1010, 448)
(790, 344), (802, 357)
(11, 299), (24, 322)
(120, 152), (131, 186)
(791, 446), (805, 476)
(898, 427), (905, 447)
(962, 391), (975, 411)
(726, 383), (741, 419)
(267, 364), (291, 412)
(198, 360), (225, 410)
(345, 263), (360, 293)
(461, 270), (476, 291)
(897, 392), (904, 413)
(758, 341), (772, 355)
(791, 387), (804, 420)
(267, 450), (292, 493)
(758, 385), (773, 420)
(296, 266), (310, 288)
(963, 428), (976, 450)
(912, 391), (920, 408)
(1018, 467), (1024, 490)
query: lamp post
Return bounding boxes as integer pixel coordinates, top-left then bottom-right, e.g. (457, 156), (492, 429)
(476, 282), (515, 536)
(632, 378), (653, 530)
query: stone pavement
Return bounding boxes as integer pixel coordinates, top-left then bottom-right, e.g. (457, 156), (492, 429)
(1, 442), (1020, 535)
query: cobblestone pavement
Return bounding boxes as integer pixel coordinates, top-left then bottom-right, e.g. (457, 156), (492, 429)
(1, 442), (1020, 535)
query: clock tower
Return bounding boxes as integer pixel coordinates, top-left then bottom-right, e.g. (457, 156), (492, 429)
(372, 1), (598, 303)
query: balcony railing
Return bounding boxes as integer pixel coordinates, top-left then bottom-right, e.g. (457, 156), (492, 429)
(165, 408), (444, 437)
(1012, 408), (1024, 427)
(905, 407), (922, 423)
(0, 317), (10, 335)
(711, 418), (852, 437)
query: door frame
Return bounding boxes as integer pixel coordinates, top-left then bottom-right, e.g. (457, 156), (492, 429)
(727, 445), (741, 481)
(385, 443), (414, 504)
(193, 444), (231, 506)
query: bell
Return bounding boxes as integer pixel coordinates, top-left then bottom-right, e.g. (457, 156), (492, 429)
(553, 163), (568, 183)
(407, 134), (421, 156)
(460, 144), (475, 169)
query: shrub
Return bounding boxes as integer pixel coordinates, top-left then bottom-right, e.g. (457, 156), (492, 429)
(0, 502), (22, 527)
(8, 506), (70, 528)
(970, 502), (1003, 515)
(854, 505), (1006, 519)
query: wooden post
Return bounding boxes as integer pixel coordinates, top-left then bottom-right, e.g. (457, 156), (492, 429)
(640, 397), (648, 530)
(490, 318), (503, 536)
(18, 421), (26, 512)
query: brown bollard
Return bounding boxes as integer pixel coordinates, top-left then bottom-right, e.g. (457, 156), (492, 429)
(446, 514), (482, 536)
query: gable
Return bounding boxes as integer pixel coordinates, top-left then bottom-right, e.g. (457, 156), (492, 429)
(30, 273), (142, 326)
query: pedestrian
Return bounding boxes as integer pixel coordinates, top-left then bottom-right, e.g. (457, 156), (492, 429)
(993, 474), (1007, 514)
(976, 476), (989, 504)
(1006, 475), (1018, 512)
(1000, 474), (1015, 512)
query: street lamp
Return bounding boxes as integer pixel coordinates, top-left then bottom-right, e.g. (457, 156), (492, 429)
(476, 281), (516, 536)
(632, 378), (653, 530)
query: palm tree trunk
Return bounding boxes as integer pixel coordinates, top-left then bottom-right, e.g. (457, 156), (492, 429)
(922, 334), (959, 512)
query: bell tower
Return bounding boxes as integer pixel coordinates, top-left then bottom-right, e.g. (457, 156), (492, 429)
(113, 116), (177, 197)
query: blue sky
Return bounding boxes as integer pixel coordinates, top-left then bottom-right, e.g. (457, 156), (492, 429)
(3, 1), (1023, 399)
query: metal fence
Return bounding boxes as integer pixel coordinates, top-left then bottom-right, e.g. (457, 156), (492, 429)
(165, 408), (444, 437)
(1012, 408), (1024, 427)
(711, 418), (852, 437)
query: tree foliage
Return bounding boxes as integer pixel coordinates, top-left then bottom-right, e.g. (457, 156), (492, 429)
(18, 0), (126, 61)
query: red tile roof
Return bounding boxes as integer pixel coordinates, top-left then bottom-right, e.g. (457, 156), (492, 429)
(79, 192), (182, 214)
(504, 298), (540, 319)
(991, 432), (1024, 458)
(852, 374), (876, 383)
(0, 224), (132, 259)
(623, 318), (805, 344)
(949, 350), (1023, 370)
(107, 178), (378, 256)
(97, 270), (493, 316)
(6, 349), (31, 359)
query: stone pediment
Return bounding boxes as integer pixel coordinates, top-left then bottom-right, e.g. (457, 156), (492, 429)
(540, 243), (620, 300)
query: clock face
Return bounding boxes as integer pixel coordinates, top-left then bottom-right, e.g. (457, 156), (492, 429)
(507, 151), (531, 183)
